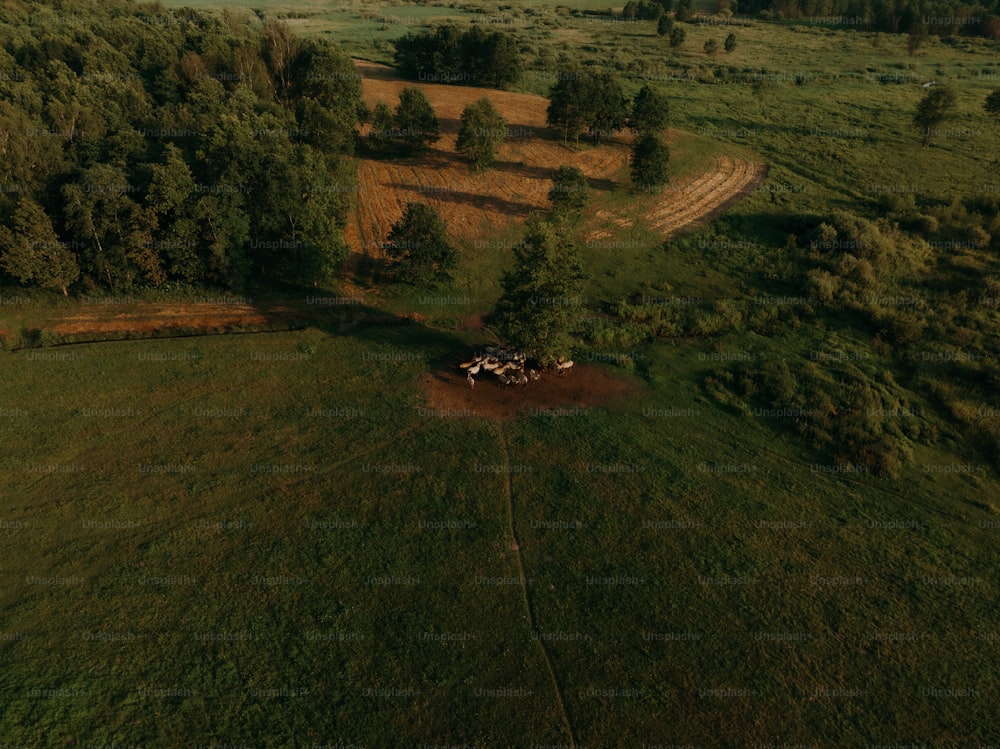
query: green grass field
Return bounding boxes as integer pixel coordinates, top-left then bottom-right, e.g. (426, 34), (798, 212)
(5, 0), (1000, 745)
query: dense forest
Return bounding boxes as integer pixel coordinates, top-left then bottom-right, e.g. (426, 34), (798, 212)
(725, 0), (1000, 37)
(0, 0), (362, 293)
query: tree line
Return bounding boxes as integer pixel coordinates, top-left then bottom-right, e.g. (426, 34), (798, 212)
(736, 0), (1000, 38)
(0, 1), (362, 294)
(393, 25), (523, 89)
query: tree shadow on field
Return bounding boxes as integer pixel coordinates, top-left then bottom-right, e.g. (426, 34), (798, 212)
(488, 160), (620, 193)
(308, 300), (481, 380)
(385, 182), (537, 219)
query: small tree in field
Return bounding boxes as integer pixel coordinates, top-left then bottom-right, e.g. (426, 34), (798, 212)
(394, 86), (440, 152)
(657, 15), (674, 36)
(629, 84), (670, 136)
(548, 166), (589, 218)
(913, 86), (956, 147)
(367, 100), (395, 155)
(493, 216), (586, 365)
(724, 32), (737, 52)
(456, 98), (507, 171)
(669, 26), (686, 47)
(985, 88), (1000, 122)
(384, 202), (456, 285)
(704, 38), (719, 55)
(630, 134), (670, 189)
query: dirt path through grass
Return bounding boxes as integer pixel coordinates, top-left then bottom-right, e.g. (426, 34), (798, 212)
(496, 422), (578, 748)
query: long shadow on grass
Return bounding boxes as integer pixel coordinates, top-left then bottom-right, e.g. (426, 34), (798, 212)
(308, 301), (483, 378)
(385, 182), (538, 219)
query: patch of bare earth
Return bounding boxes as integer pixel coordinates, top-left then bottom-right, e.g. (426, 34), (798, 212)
(49, 303), (296, 336)
(420, 363), (641, 421)
(348, 60), (629, 257)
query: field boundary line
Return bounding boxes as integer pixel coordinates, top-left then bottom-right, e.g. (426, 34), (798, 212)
(496, 423), (577, 749)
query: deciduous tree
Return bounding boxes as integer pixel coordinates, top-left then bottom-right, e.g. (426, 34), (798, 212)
(913, 86), (956, 147)
(385, 202), (457, 285)
(0, 199), (79, 295)
(493, 216), (586, 365)
(394, 86), (440, 152)
(630, 134), (670, 189)
(456, 98), (507, 171)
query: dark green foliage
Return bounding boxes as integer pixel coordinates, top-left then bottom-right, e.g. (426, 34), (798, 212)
(394, 86), (441, 152)
(548, 166), (589, 217)
(0, 199), (79, 295)
(704, 38), (719, 55)
(985, 88), (1000, 121)
(669, 26), (687, 47)
(913, 85), (957, 146)
(725, 32), (737, 52)
(0, 4), (361, 292)
(629, 85), (670, 136)
(657, 15), (675, 35)
(367, 100), (396, 155)
(546, 70), (628, 144)
(723, 357), (917, 478)
(393, 25), (522, 89)
(456, 98), (507, 171)
(675, 0), (693, 22)
(384, 202), (457, 285)
(630, 134), (671, 189)
(493, 216), (587, 365)
(624, 0), (665, 19)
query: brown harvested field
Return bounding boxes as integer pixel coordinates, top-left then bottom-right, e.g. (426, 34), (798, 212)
(348, 60), (766, 255)
(49, 302), (299, 336)
(420, 361), (641, 421)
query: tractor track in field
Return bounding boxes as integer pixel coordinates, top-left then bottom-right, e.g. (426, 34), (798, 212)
(495, 423), (578, 749)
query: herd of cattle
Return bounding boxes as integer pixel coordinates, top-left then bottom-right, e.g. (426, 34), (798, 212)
(459, 345), (574, 389)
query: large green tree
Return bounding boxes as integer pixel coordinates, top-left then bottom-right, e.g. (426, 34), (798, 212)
(546, 70), (627, 144)
(385, 202), (457, 285)
(548, 166), (589, 218)
(0, 199), (79, 295)
(629, 84), (670, 136)
(456, 98), (507, 171)
(394, 86), (441, 152)
(493, 216), (586, 365)
(913, 86), (956, 147)
(547, 72), (590, 144)
(367, 101), (396, 155)
(585, 72), (628, 144)
(630, 134), (671, 189)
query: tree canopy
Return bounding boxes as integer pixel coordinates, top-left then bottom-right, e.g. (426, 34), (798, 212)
(913, 86), (957, 147)
(384, 202), (457, 286)
(456, 98), (507, 171)
(547, 70), (628, 144)
(493, 216), (586, 365)
(630, 134), (671, 190)
(629, 85), (670, 137)
(0, 1), (362, 294)
(393, 25), (522, 89)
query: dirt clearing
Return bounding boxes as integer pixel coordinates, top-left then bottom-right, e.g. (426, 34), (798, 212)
(420, 362), (641, 421)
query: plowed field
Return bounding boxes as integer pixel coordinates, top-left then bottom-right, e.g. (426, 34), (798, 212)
(348, 60), (766, 255)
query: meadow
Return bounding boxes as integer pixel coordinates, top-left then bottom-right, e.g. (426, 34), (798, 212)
(3, 0), (1000, 745)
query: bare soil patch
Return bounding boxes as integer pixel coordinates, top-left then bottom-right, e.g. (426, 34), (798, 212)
(420, 361), (641, 421)
(49, 303), (300, 336)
